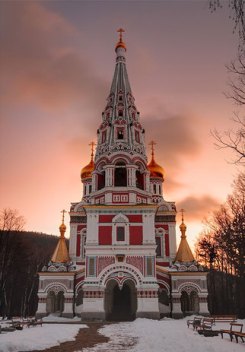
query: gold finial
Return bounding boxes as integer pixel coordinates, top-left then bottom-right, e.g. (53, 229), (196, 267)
(149, 140), (156, 159)
(59, 209), (67, 237)
(61, 209), (66, 224)
(115, 28), (126, 51)
(179, 208), (187, 238)
(180, 208), (185, 223)
(117, 28), (125, 42)
(89, 141), (96, 160)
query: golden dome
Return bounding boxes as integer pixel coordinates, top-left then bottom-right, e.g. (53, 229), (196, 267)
(59, 222), (66, 233)
(148, 157), (165, 179)
(115, 28), (127, 51)
(147, 141), (164, 179)
(81, 159), (94, 180)
(81, 141), (95, 180)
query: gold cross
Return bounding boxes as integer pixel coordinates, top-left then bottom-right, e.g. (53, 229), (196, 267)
(89, 141), (96, 158)
(61, 209), (67, 224)
(117, 28), (125, 42)
(180, 208), (185, 223)
(149, 140), (156, 158)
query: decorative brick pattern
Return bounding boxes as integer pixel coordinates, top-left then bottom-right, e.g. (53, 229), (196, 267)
(137, 290), (158, 298)
(98, 256), (115, 274)
(126, 256), (143, 273)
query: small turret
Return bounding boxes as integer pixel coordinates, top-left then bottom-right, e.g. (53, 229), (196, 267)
(174, 209), (195, 263)
(51, 210), (70, 263)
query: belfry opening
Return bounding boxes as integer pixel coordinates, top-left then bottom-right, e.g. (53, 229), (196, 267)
(105, 280), (137, 321)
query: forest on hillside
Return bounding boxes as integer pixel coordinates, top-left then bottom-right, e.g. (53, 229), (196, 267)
(0, 227), (60, 318)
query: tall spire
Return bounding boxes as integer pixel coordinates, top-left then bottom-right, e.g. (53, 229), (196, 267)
(51, 210), (70, 263)
(95, 29), (147, 162)
(174, 210), (194, 263)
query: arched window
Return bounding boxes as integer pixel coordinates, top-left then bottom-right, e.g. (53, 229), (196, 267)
(115, 162), (127, 187)
(98, 171), (105, 190)
(190, 291), (199, 313)
(180, 291), (190, 313)
(136, 170), (144, 190)
(117, 128), (124, 139)
(56, 291), (65, 313)
(76, 289), (83, 306)
(158, 289), (169, 306)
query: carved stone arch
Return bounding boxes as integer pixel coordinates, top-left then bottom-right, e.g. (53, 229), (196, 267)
(133, 159), (147, 171)
(156, 204), (171, 213)
(98, 263), (143, 287)
(45, 282), (68, 294)
(105, 274), (137, 290)
(155, 227), (166, 235)
(75, 281), (84, 295)
(74, 202), (86, 213)
(157, 280), (170, 295)
(110, 154), (131, 164)
(178, 282), (201, 295)
(112, 213), (128, 223)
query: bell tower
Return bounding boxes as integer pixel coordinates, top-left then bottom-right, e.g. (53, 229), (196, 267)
(89, 29), (150, 206)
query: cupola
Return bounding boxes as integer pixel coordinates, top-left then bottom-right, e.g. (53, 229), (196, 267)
(174, 209), (195, 263)
(81, 142), (95, 180)
(147, 141), (165, 179)
(51, 210), (70, 264)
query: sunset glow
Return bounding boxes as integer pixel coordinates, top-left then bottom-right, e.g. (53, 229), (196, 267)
(0, 1), (240, 249)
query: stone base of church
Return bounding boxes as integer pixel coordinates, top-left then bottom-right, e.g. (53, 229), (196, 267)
(81, 312), (106, 321)
(136, 311), (160, 319)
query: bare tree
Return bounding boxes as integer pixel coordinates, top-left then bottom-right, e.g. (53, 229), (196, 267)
(212, 114), (245, 164)
(0, 208), (25, 231)
(196, 171), (245, 317)
(209, 0), (245, 49)
(0, 208), (25, 317)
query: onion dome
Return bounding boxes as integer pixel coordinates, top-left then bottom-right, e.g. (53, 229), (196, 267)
(51, 210), (70, 263)
(147, 141), (165, 178)
(115, 28), (127, 51)
(81, 142), (95, 180)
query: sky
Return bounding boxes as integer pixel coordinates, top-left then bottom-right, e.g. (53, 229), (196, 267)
(0, 0), (242, 249)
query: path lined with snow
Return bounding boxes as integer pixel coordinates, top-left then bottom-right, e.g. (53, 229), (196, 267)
(83, 318), (245, 352)
(0, 318), (244, 352)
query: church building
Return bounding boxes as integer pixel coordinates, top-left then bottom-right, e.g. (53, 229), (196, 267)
(36, 30), (209, 320)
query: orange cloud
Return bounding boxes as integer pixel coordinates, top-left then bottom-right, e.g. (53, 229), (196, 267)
(0, 2), (108, 111)
(177, 195), (220, 221)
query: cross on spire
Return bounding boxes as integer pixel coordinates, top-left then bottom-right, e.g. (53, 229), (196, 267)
(117, 28), (125, 42)
(149, 140), (156, 158)
(180, 208), (185, 223)
(61, 209), (67, 224)
(89, 141), (96, 159)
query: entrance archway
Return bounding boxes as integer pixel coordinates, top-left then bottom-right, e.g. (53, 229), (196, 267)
(105, 279), (137, 321)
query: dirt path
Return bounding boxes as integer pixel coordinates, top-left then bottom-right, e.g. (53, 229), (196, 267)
(29, 323), (109, 352)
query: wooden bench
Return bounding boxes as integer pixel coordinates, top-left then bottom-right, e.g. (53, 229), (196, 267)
(211, 315), (237, 323)
(27, 318), (43, 328)
(187, 316), (202, 330)
(233, 331), (245, 343)
(220, 323), (243, 342)
(197, 318), (216, 336)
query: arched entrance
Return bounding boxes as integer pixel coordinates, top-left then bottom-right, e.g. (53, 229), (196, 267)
(105, 279), (137, 321)
(46, 290), (64, 315)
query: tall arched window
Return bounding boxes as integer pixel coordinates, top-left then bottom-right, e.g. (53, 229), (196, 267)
(114, 162), (127, 186)
(136, 170), (144, 190)
(98, 171), (105, 190)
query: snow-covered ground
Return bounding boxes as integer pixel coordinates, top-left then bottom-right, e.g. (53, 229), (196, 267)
(0, 323), (84, 352)
(0, 317), (244, 352)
